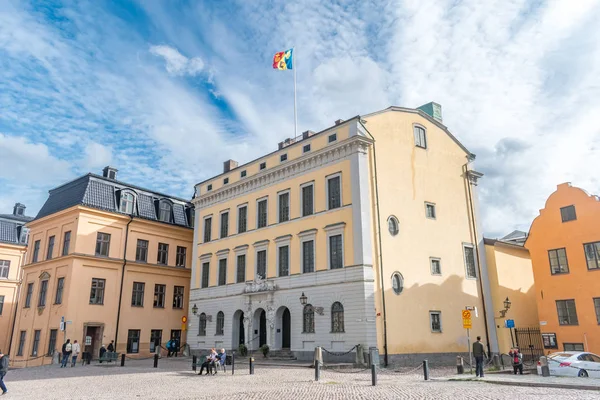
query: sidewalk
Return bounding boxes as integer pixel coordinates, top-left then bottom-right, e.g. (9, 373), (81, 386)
(435, 372), (600, 391)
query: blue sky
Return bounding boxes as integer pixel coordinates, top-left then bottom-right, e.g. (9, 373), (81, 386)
(1, 0), (599, 236)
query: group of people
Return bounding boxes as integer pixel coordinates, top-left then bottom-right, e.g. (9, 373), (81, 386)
(98, 340), (115, 362)
(165, 339), (180, 357)
(60, 339), (81, 368)
(198, 348), (226, 375)
(472, 336), (524, 377)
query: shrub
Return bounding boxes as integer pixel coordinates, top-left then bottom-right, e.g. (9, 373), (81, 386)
(260, 344), (270, 358)
(238, 344), (248, 357)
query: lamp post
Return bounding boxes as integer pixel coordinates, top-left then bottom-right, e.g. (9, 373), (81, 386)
(499, 297), (511, 318)
(300, 292), (307, 306)
(299, 293), (323, 315)
(192, 304), (198, 316)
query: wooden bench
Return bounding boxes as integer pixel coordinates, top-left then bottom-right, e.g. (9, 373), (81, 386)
(99, 352), (119, 363)
(195, 358), (223, 375)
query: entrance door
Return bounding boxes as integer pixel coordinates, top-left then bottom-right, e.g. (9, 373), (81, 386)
(282, 308), (291, 349)
(259, 310), (266, 347)
(84, 326), (97, 358)
(171, 330), (182, 352)
(239, 312), (245, 345)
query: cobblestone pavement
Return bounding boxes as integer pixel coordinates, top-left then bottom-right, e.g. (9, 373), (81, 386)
(3, 358), (598, 399)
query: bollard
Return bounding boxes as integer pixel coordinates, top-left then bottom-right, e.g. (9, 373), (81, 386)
(539, 356), (550, 377)
(315, 360), (320, 381)
(192, 355), (197, 372)
(249, 357), (254, 375)
(121, 353), (125, 367)
(371, 363), (377, 386)
(492, 354), (500, 368)
(456, 356), (464, 374)
(154, 353), (159, 368)
(423, 360), (429, 381)
(232, 351), (235, 375)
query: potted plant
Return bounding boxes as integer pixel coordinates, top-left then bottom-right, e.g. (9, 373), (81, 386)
(260, 344), (270, 358)
(238, 344), (248, 357)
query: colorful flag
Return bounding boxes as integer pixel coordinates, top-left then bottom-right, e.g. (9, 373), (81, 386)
(273, 49), (293, 70)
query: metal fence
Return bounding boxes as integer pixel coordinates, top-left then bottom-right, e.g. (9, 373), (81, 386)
(514, 327), (544, 365)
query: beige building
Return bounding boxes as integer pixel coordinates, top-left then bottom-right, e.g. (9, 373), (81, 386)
(10, 167), (193, 367)
(188, 103), (500, 365)
(0, 203), (31, 354)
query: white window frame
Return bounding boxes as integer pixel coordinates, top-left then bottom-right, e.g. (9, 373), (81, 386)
(253, 240), (269, 280)
(277, 189), (291, 223)
(430, 257), (442, 276)
(234, 245), (248, 284)
(300, 181), (315, 217)
(237, 203), (248, 234)
(298, 229), (317, 274)
(275, 235), (292, 277)
(325, 223), (345, 270)
(326, 172), (343, 211)
(256, 196), (269, 229)
(199, 253), (212, 288)
(462, 243), (477, 279)
(413, 123), (427, 149)
(219, 209), (230, 239)
(202, 214), (213, 243)
(425, 202), (436, 220)
(119, 191), (136, 214)
(216, 249), (229, 286)
(429, 311), (442, 333)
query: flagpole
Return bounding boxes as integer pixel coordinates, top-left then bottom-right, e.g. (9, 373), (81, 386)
(293, 47), (297, 138)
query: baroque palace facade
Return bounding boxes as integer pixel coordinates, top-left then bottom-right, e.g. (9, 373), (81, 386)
(188, 103), (500, 364)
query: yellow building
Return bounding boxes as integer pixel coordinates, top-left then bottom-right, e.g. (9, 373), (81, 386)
(0, 203), (31, 354)
(10, 167), (193, 367)
(188, 103), (501, 365)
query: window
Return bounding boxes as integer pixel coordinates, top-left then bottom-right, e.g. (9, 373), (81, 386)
(301, 184), (314, 216)
(278, 245), (289, 276)
(46, 235), (55, 260)
(303, 305), (315, 333)
(331, 302), (344, 333)
(17, 331), (26, 356)
(24, 283), (33, 307)
(240, 170), (247, 178)
(238, 206), (247, 233)
(584, 242), (600, 270)
(173, 286), (184, 309)
(430, 258), (441, 275)
(159, 201), (172, 223)
(157, 243), (169, 265)
(223, 177), (229, 185)
(31, 330), (41, 356)
(120, 192), (135, 214)
(33, 240), (40, 262)
(563, 343), (584, 351)
(236, 255), (246, 283)
(218, 259), (227, 286)
(47, 329), (58, 356)
(136, 239), (148, 262)
(38, 280), (48, 307)
(425, 203), (436, 219)
(256, 250), (267, 279)
(303, 144), (311, 153)
(429, 311), (442, 332)
(392, 272), (404, 295)
(176, 246), (186, 267)
(257, 199), (268, 228)
(556, 299), (578, 325)
(90, 278), (105, 304)
(541, 333), (557, 349)
(127, 329), (140, 353)
(201, 262), (210, 288)
(548, 248), (569, 274)
(464, 245), (477, 279)
(55, 277), (64, 304)
(0, 260), (9, 279)
(414, 125), (427, 148)
(220, 212), (229, 238)
(302, 240), (315, 273)
(260, 162), (266, 170)
(595, 298), (600, 324)
(131, 282), (145, 307)
(327, 175), (341, 210)
(62, 231), (71, 256)
(278, 192), (290, 223)
(204, 217), (212, 242)
(328, 133), (337, 143)
(207, 184), (212, 191)
(216, 311), (224, 335)
(199, 313), (207, 336)
(150, 330), (162, 353)
(560, 205), (576, 222)
(280, 154), (288, 162)
(0, 295), (3, 315)
(95, 233), (111, 257)
(388, 216), (399, 236)
(329, 234), (343, 269)
(153, 284), (166, 308)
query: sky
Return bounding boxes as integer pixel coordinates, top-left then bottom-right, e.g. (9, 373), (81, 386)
(1, 0), (599, 237)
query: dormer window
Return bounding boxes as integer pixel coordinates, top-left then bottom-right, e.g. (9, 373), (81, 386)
(159, 201), (173, 223)
(120, 192), (135, 214)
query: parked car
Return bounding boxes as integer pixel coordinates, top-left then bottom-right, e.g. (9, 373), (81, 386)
(537, 351), (600, 378)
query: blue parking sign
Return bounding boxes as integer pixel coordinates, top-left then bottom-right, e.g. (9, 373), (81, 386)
(505, 319), (515, 328)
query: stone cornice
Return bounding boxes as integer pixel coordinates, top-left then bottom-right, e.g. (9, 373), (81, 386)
(193, 136), (372, 209)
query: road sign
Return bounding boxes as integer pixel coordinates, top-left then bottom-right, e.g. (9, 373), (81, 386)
(462, 310), (471, 319)
(60, 322), (65, 331)
(505, 319), (515, 328)
(182, 316), (187, 323)
(462, 310), (472, 329)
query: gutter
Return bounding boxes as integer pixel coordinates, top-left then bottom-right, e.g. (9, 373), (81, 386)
(114, 215), (134, 351)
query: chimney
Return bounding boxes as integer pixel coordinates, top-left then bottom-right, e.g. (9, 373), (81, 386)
(278, 138), (296, 150)
(13, 203), (26, 216)
(334, 119), (344, 126)
(302, 130), (316, 140)
(417, 102), (443, 123)
(102, 166), (118, 180)
(223, 159), (239, 173)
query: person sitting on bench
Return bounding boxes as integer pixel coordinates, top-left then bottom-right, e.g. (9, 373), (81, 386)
(199, 349), (218, 375)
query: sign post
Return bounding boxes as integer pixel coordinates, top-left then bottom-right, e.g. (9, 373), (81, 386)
(462, 310), (472, 373)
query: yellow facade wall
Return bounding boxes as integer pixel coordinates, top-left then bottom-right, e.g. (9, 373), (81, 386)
(0, 243), (26, 353)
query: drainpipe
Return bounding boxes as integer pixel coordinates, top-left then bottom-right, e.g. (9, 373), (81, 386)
(114, 215), (134, 351)
(364, 127), (389, 367)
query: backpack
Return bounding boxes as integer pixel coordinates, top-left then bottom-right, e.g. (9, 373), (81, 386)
(66, 343), (72, 352)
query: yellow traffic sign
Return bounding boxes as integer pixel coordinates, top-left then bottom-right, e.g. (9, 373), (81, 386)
(462, 310), (471, 319)
(463, 318), (472, 329)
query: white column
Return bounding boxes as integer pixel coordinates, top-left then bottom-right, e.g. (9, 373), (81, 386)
(350, 142), (374, 266)
(190, 203), (201, 289)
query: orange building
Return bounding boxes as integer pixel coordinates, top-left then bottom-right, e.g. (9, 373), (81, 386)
(526, 183), (600, 354)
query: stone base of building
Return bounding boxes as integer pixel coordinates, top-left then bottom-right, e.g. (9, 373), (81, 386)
(386, 352), (472, 367)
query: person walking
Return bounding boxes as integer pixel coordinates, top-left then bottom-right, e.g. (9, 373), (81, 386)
(0, 350), (9, 395)
(61, 339), (72, 368)
(472, 336), (486, 378)
(166, 339), (174, 357)
(71, 340), (81, 367)
(107, 340), (115, 353)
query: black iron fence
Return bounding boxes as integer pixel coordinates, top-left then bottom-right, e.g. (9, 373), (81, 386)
(514, 327), (544, 365)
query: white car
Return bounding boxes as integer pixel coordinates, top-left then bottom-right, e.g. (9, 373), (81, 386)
(537, 351), (600, 378)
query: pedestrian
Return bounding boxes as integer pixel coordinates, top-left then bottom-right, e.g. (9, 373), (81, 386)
(509, 348), (523, 375)
(107, 340), (115, 353)
(71, 340), (81, 367)
(166, 339), (174, 357)
(61, 339), (72, 368)
(0, 349), (9, 395)
(472, 336), (486, 378)
(99, 344), (107, 363)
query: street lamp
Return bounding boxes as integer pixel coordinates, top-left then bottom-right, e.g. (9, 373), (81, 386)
(192, 304), (198, 315)
(299, 292), (307, 306)
(499, 297), (511, 318)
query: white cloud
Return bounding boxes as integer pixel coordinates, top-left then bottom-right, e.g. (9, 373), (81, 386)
(82, 142), (113, 170)
(149, 45), (204, 76)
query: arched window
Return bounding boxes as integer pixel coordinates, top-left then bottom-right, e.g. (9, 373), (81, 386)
(387, 216), (399, 236)
(392, 272), (404, 295)
(199, 313), (207, 336)
(120, 192), (135, 214)
(159, 201), (172, 223)
(303, 304), (315, 333)
(216, 311), (224, 335)
(331, 302), (344, 333)
(414, 125), (427, 148)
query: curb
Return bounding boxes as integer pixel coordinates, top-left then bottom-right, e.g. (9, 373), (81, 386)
(442, 377), (600, 392)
